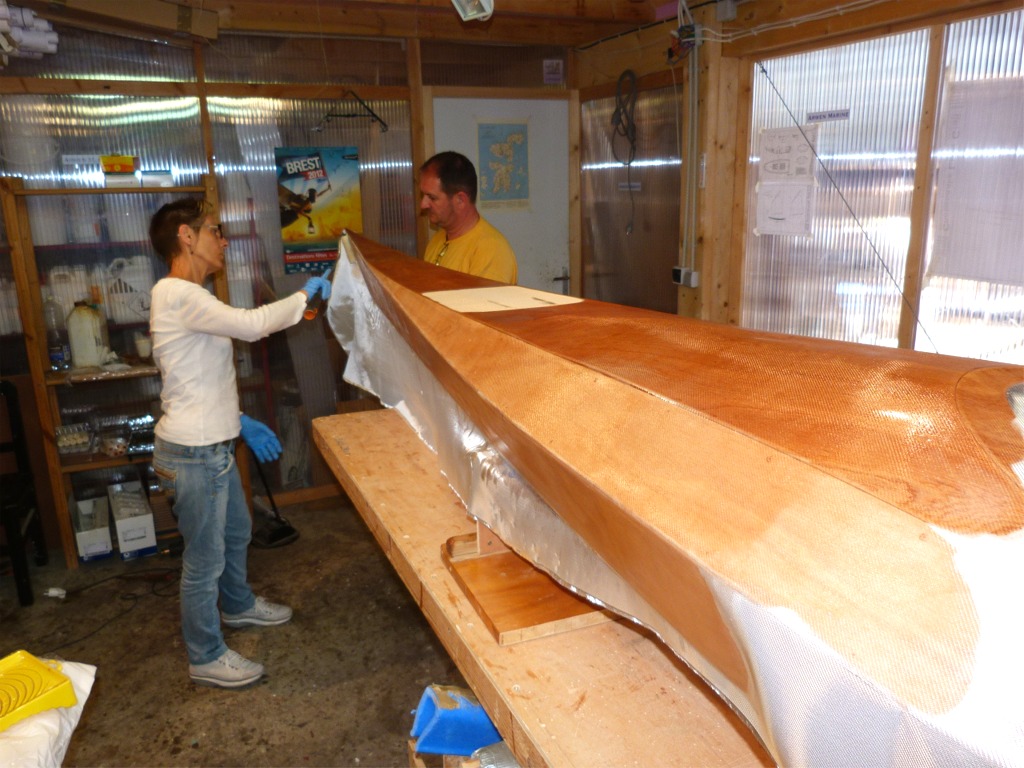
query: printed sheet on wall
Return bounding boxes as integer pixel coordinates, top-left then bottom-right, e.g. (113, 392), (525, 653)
(275, 146), (363, 273)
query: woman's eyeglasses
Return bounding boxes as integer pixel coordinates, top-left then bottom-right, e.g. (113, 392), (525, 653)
(204, 223), (225, 239)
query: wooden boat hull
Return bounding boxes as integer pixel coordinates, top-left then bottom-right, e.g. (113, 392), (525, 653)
(327, 232), (1024, 766)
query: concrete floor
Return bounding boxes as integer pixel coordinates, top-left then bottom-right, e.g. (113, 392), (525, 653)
(0, 496), (466, 767)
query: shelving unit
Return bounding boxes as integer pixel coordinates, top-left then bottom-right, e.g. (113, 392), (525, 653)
(0, 174), (219, 568)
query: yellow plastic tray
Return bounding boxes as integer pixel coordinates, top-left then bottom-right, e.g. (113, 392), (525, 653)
(0, 650), (77, 733)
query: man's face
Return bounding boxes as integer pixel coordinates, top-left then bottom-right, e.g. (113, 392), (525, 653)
(419, 170), (455, 230)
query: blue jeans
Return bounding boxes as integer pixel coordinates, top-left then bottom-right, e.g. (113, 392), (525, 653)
(153, 437), (256, 665)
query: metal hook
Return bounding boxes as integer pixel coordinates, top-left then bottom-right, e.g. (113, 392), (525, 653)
(311, 89), (388, 133)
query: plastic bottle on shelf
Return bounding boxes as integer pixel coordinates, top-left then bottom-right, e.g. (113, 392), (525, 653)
(88, 283), (111, 351)
(42, 287), (71, 370)
(67, 300), (106, 368)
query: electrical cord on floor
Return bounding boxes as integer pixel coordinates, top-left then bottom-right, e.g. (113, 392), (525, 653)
(28, 568), (181, 656)
(611, 69), (638, 235)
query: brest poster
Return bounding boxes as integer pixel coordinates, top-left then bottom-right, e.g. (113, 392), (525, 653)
(275, 146), (363, 273)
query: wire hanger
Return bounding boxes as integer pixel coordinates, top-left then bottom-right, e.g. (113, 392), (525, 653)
(312, 90), (388, 133)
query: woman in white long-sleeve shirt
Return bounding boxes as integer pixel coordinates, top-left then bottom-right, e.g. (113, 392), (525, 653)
(148, 197), (331, 689)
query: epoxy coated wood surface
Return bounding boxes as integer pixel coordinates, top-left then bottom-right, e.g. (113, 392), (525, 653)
(336, 233), (1024, 763)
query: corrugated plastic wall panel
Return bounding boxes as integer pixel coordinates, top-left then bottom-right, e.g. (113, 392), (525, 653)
(210, 96), (415, 259)
(743, 30), (929, 347)
(0, 94), (205, 188)
(581, 85), (681, 314)
(0, 25), (194, 81)
(919, 10), (1024, 364)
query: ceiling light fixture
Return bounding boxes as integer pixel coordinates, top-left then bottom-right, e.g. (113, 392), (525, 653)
(450, 0), (493, 22)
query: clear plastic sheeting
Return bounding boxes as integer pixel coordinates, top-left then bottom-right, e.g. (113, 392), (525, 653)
(581, 85), (682, 313)
(208, 95), (416, 487)
(0, 23), (194, 81)
(744, 29), (930, 347)
(0, 94), (205, 189)
(919, 10), (1024, 364)
(327, 235), (1024, 767)
(743, 9), (1024, 364)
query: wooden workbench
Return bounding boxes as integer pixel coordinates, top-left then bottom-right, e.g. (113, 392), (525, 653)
(313, 409), (770, 768)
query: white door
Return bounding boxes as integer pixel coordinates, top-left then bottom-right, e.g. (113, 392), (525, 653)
(432, 97), (570, 293)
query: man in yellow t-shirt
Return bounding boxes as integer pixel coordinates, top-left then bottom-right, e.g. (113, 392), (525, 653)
(419, 151), (518, 284)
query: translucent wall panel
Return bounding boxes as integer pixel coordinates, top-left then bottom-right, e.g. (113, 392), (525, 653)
(0, 94), (205, 189)
(210, 96), (415, 488)
(743, 31), (930, 346)
(205, 35), (408, 86)
(0, 91), (203, 373)
(421, 42), (567, 88)
(581, 86), (681, 314)
(210, 96), (414, 257)
(0, 25), (194, 81)
(919, 10), (1024, 364)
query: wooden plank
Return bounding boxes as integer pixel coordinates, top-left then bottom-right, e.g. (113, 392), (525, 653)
(725, 57), (753, 328)
(431, 86), (571, 102)
(573, 21), (679, 92)
(0, 77), (409, 101)
(204, 0), (652, 47)
(899, 24), (945, 350)
(567, 88), (582, 298)
(1, 177), (78, 569)
(313, 409), (771, 768)
(409, 41), (430, 261)
(699, 4), (741, 325)
(723, 0), (1014, 58)
(21, 0), (219, 39)
(0, 78), (199, 97)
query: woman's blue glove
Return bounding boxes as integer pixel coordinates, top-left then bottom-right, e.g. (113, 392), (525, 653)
(239, 414), (282, 463)
(303, 275), (332, 302)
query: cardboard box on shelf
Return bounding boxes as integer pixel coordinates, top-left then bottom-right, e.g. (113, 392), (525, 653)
(140, 170), (174, 188)
(99, 154), (139, 174)
(108, 481), (157, 560)
(71, 495), (113, 562)
(103, 172), (139, 188)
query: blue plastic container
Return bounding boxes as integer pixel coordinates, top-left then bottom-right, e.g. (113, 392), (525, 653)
(410, 684), (501, 756)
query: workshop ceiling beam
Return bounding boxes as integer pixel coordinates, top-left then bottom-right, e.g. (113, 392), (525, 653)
(181, 0), (662, 47)
(722, 0), (1014, 57)
(19, 0), (218, 41)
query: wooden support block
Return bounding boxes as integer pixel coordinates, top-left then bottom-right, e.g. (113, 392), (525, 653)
(475, 520), (508, 556)
(408, 740), (442, 768)
(442, 534), (612, 646)
(408, 739), (428, 768)
(444, 525), (508, 561)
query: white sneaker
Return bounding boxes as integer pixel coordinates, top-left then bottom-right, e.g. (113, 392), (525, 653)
(189, 649), (264, 688)
(222, 596), (293, 628)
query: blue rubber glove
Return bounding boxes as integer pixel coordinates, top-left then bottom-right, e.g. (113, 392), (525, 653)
(239, 414), (282, 463)
(302, 275), (332, 303)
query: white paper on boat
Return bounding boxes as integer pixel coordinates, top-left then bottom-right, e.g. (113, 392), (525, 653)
(424, 286), (582, 313)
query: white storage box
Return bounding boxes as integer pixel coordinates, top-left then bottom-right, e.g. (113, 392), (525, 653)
(107, 481), (157, 560)
(71, 495), (113, 562)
